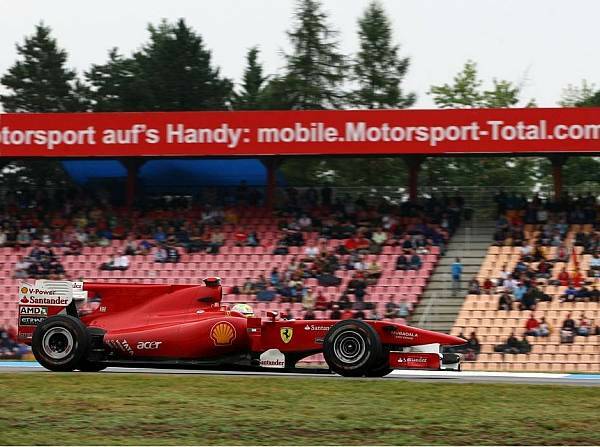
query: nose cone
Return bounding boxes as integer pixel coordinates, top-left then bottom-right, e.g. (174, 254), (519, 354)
(437, 333), (467, 346)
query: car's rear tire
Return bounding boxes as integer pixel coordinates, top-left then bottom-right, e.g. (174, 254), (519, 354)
(32, 315), (89, 372)
(323, 320), (382, 377)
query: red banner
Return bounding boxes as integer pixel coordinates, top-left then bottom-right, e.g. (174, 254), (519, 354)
(0, 108), (599, 157)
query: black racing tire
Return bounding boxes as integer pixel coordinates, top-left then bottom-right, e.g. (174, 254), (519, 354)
(366, 348), (393, 377)
(77, 359), (107, 372)
(323, 319), (382, 377)
(32, 315), (89, 372)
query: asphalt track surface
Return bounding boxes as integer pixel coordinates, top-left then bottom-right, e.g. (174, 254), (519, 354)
(2, 361), (600, 385)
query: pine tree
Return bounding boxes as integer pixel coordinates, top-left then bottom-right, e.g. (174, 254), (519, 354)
(351, 1), (415, 109)
(1, 23), (87, 112)
(282, 0), (347, 109)
(86, 19), (232, 112)
(233, 47), (267, 110)
(85, 48), (151, 112)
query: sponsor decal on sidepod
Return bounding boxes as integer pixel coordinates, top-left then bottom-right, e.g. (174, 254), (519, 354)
(304, 324), (331, 331)
(259, 349), (285, 368)
(137, 341), (162, 350)
(19, 306), (48, 316)
(19, 316), (45, 326)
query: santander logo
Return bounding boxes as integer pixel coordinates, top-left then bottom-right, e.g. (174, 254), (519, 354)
(20, 297), (29, 304)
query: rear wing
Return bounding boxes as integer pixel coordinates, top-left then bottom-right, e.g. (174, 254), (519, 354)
(17, 280), (87, 343)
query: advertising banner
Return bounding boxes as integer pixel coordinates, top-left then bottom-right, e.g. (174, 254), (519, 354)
(1, 108), (599, 157)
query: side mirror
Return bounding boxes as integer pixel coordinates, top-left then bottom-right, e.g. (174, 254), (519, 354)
(266, 310), (279, 321)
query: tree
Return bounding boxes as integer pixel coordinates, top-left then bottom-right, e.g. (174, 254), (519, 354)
(558, 80), (597, 107)
(232, 47), (268, 110)
(85, 49), (151, 112)
(85, 19), (232, 111)
(281, 0), (347, 109)
(429, 60), (520, 108)
(425, 61), (543, 189)
(351, 1), (415, 109)
(0, 23), (87, 112)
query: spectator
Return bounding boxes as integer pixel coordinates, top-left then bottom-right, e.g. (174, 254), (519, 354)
(100, 252), (129, 271)
(577, 314), (590, 336)
(482, 277), (494, 293)
(384, 295), (399, 319)
(468, 279), (481, 294)
(560, 313), (576, 343)
(166, 245), (181, 263)
(538, 317), (551, 337)
(498, 291), (513, 311)
(495, 332), (522, 354)
(14, 256), (31, 279)
(341, 308), (354, 320)
(241, 278), (254, 294)
(395, 253), (409, 270)
(246, 231), (260, 247)
(464, 331), (481, 360)
(451, 258), (463, 295)
(408, 252), (422, 270)
(329, 305), (342, 319)
(304, 308), (316, 320)
(369, 305), (382, 320)
(154, 245), (168, 263)
(524, 314), (540, 336)
(314, 290), (329, 311)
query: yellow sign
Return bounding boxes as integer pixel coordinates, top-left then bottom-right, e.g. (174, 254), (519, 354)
(280, 327), (293, 344)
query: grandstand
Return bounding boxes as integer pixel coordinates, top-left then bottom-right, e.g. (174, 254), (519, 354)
(452, 195), (600, 372)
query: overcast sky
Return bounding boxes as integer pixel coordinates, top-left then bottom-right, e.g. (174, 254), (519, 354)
(0, 0), (598, 108)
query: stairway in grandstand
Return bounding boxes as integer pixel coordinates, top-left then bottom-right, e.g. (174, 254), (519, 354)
(409, 216), (497, 333)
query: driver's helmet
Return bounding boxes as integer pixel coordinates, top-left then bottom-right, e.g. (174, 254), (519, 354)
(231, 303), (254, 317)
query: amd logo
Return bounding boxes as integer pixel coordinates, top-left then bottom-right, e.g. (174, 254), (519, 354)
(137, 341), (162, 350)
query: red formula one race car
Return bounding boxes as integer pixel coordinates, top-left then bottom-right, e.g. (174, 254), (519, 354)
(17, 279), (465, 376)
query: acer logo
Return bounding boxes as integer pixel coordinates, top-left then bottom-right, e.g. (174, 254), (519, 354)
(137, 341), (162, 350)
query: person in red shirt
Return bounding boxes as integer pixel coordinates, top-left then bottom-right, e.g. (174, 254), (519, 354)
(314, 290), (329, 311)
(234, 229), (248, 246)
(344, 237), (358, 252)
(482, 278), (494, 292)
(557, 268), (570, 286)
(572, 270), (583, 288)
(524, 314), (540, 336)
(341, 308), (354, 320)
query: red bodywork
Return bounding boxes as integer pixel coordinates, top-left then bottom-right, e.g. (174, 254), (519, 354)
(19, 281), (465, 370)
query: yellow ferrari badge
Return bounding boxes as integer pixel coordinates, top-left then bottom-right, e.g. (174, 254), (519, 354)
(280, 327), (293, 344)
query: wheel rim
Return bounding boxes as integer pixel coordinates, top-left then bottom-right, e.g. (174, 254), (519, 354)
(333, 330), (366, 364)
(42, 327), (74, 362)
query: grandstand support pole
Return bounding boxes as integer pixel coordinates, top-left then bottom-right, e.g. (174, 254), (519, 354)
(404, 156), (425, 202)
(261, 157), (283, 210)
(120, 158), (146, 209)
(549, 156), (567, 199)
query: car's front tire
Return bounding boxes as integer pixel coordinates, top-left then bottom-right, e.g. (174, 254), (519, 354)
(323, 320), (382, 377)
(32, 315), (89, 372)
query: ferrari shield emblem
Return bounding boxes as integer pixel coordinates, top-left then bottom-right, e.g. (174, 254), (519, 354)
(280, 327), (293, 344)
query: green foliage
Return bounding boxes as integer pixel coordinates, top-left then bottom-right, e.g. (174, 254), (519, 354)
(282, 0), (347, 109)
(280, 157), (407, 186)
(86, 19), (232, 111)
(85, 49), (151, 112)
(0, 23), (87, 112)
(425, 61), (546, 188)
(350, 1), (415, 109)
(429, 60), (520, 109)
(232, 47), (268, 110)
(559, 80), (597, 107)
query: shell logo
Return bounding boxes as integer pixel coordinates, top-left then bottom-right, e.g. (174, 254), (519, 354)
(20, 287), (28, 294)
(210, 321), (236, 346)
